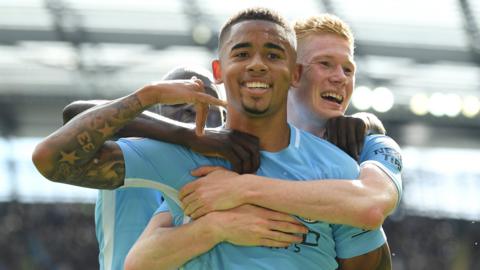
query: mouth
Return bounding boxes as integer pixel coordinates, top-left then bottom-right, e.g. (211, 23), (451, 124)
(242, 81), (272, 95)
(244, 81), (271, 89)
(321, 92), (344, 105)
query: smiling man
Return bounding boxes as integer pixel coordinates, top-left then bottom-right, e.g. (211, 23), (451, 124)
(33, 7), (395, 270)
(122, 11), (361, 269)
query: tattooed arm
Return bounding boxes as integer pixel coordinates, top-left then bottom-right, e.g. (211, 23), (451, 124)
(337, 243), (392, 270)
(62, 100), (260, 174)
(32, 79), (226, 189)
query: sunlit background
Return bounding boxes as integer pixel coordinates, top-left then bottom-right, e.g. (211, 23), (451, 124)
(0, 0), (479, 269)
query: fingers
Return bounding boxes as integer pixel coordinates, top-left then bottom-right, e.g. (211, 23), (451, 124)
(191, 76), (202, 87)
(355, 120), (368, 160)
(180, 188), (212, 219)
(261, 230), (304, 245)
(325, 118), (338, 145)
(179, 181), (197, 201)
(194, 103), (208, 136)
(189, 205), (209, 220)
(190, 166), (224, 177)
(190, 76), (226, 136)
(227, 149), (244, 174)
(257, 220), (307, 247)
(337, 117), (348, 152)
(246, 205), (303, 225)
(194, 92), (228, 108)
(269, 220), (309, 235)
(344, 117), (359, 160)
(231, 131), (260, 173)
(182, 195), (202, 217)
(346, 121), (359, 160)
(229, 142), (252, 173)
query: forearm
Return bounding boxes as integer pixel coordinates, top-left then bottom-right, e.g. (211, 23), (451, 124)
(242, 164), (396, 229)
(63, 100), (198, 148)
(125, 216), (220, 270)
(118, 111), (199, 147)
(33, 87), (155, 182)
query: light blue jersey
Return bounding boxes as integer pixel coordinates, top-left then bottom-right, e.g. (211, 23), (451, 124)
(95, 188), (163, 270)
(117, 125), (386, 270)
(332, 134), (403, 259)
(360, 134), (403, 207)
(331, 134), (403, 259)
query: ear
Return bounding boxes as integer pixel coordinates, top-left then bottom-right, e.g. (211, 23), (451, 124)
(291, 63), (302, 88)
(212, 60), (223, 84)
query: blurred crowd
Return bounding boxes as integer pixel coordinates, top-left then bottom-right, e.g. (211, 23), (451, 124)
(0, 202), (97, 270)
(0, 202), (478, 270)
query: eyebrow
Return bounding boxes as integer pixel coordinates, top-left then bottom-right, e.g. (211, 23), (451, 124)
(311, 55), (355, 67)
(230, 42), (285, 52)
(264, 42), (285, 52)
(231, 42), (251, 51)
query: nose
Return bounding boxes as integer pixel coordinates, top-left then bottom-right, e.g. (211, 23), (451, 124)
(329, 65), (347, 85)
(247, 53), (267, 74)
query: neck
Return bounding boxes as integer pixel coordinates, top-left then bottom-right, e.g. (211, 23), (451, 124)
(287, 97), (326, 138)
(289, 117), (326, 138)
(226, 106), (290, 152)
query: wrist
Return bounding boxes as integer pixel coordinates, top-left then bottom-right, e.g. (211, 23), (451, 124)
(186, 130), (202, 148)
(239, 174), (260, 205)
(135, 84), (160, 108)
(200, 212), (225, 244)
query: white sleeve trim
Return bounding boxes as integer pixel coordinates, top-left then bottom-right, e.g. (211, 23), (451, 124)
(122, 178), (191, 224)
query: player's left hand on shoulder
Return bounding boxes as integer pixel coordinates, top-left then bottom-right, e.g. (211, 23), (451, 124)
(324, 115), (367, 161)
(190, 129), (260, 174)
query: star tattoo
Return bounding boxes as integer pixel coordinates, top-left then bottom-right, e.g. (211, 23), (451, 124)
(59, 150), (80, 165)
(98, 122), (115, 138)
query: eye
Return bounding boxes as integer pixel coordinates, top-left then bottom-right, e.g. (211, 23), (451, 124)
(315, 61), (332, 68)
(267, 52), (281, 60)
(234, 51), (249, 58)
(320, 61), (331, 67)
(343, 67), (354, 76)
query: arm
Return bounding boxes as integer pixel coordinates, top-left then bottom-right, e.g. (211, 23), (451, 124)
(337, 243), (392, 270)
(32, 79), (226, 189)
(124, 205), (307, 270)
(181, 163), (397, 230)
(124, 212), (219, 270)
(63, 100), (260, 173)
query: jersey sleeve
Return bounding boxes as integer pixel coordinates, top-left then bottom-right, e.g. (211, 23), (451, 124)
(116, 138), (198, 190)
(359, 135), (403, 208)
(333, 224), (386, 259)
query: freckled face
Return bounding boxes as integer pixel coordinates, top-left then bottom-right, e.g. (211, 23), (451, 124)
(293, 33), (355, 121)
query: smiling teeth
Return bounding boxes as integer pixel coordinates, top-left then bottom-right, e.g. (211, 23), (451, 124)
(321, 92), (344, 103)
(246, 82), (270, 88)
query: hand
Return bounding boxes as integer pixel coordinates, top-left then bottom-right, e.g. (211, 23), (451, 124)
(352, 112), (386, 135)
(180, 166), (247, 219)
(189, 129), (260, 174)
(151, 77), (227, 136)
(324, 115), (367, 160)
(206, 204), (308, 248)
